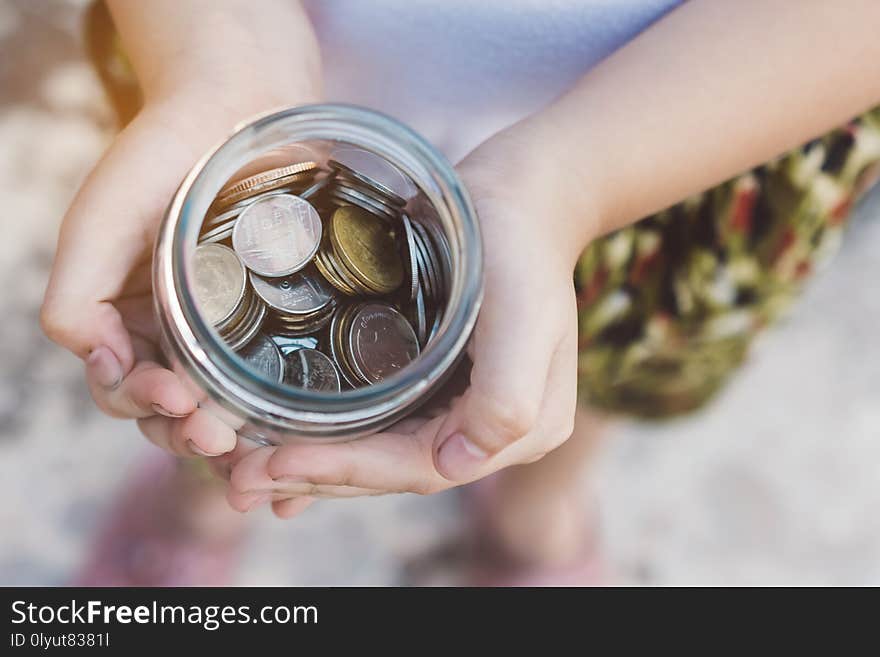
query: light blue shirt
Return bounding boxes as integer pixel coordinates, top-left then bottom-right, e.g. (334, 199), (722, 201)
(303, 1), (683, 160)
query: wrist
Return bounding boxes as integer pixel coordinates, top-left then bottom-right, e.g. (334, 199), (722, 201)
(462, 117), (603, 269)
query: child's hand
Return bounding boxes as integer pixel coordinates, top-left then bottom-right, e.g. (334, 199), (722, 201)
(41, 88), (308, 459)
(225, 127), (587, 517)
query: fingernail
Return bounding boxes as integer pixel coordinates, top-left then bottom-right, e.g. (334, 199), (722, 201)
(152, 403), (188, 418)
(187, 440), (221, 457)
(436, 432), (489, 480)
(86, 346), (122, 389)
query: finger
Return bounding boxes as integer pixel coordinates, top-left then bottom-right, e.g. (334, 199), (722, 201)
(431, 283), (571, 479)
(241, 416), (453, 495)
(137, 409), (237, 458)
(87, 358), (196, 419)
(41, 112), (197, 370)
(268, 483), (388, 498)
(229, 446), (389, 497)
(226, 488), (273, 513)
(137, 415), (185, 456)
(207, 439), (262, 480)
(272, 496), (316, 519)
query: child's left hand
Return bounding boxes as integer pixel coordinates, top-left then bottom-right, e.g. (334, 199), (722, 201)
(222, 125), (590, 518)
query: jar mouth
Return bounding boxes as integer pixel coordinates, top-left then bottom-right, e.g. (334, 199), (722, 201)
(155, 104), (483, 430)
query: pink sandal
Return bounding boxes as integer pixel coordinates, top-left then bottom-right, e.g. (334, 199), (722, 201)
(72, 452), (245, 587)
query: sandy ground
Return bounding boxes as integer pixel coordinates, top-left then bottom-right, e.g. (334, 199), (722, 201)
(1, 0), (879, 586)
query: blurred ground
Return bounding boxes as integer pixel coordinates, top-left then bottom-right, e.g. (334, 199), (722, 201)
(1, 0), (879, 586)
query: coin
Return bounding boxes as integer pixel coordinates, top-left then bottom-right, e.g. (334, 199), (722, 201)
(232, 193), (323, 277)
(199, 222), (235, 244)
(329, 303), (365, 387)
(412, 285), (427, 346)
(249, 267), (335, 315)
(192, 244), (247, 326)
(299, 175), (332, 201)
(283, 348), (342, 392)
(329, 205), (403, 294)
(400, 214), (420, 301)
(237, 333), (284, 383)
(216, 162), (318, 207)
(329, 147), (414, 203)
(411, 233), (434, 302)
(348, 303), (419, 383)
(329, 182), (400, 222)
(223, 291), (267, 351)
(270, 302), (336, 336)
(271, 334), (320, 355)
(412, 219), (445, 299)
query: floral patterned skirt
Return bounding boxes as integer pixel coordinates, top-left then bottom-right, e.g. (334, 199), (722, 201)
(575, 108), (880, 418)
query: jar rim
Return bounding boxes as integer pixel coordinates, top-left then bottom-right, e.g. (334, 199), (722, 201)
(154, 104), (483, 435)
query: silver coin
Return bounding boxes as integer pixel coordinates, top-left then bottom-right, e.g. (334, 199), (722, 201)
(331, 165), (406, 208)
(206, 184), (302, 228)
(300, 175), (332, 200)
(232, 193), (322, 277)
(329, 147), (414, 203)
(413, 285), (427, 346)
(408, 192), (452, 291)
(249, 268), (335, 315)
(400, 214), (420, 302)
(192, 244), (247, 326)
(198, 228), (234, 245)
(283, 348), (342, 393)
(271, 334), (320, 355)
(199, 221), (235, 243)
(329, 185), (398, 223)
(222, 291), (263, 342)
(226, 301), (267, 351)
(427, 306), (443, 343)
(236, 333), (284, 383)
(412, 232), (435, 302)
(348, 303), (419, 383)
(411, 220), (443, 300)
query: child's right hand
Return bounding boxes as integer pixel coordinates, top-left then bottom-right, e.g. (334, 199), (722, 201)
(41, 0), (322, 459)
(41, 91), (316, 461)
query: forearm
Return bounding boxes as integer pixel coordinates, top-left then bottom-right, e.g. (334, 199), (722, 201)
(523, 0), (880, 248)
(106, 0), (321, 106)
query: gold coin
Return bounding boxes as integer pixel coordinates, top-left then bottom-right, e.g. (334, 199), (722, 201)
(315, 247), (359, 296)
(329, 206), (403, 294)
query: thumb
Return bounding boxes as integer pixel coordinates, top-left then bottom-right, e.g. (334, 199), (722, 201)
(431, 275), (561, 481)
(41, 114), (193, 370)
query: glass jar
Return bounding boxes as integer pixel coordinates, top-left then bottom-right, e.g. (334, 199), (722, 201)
(153, 104), (483, 444)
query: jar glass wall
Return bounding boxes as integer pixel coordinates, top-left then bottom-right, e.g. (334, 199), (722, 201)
(153, 104), (483, 443)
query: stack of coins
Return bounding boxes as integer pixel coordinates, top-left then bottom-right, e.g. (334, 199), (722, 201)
(315, 205), (404, 296)
(191, 147), (450, 393)
(192, 244), (267, 351)
(250, 267), (338, 336)
(326, 158), (407, 223)
(199, 162), (322, 245)
(329, 302), (420, 387)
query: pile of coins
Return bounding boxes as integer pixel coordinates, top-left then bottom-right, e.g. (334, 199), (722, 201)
(191, 148), (448, 393)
